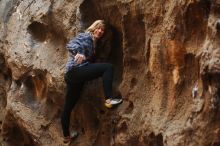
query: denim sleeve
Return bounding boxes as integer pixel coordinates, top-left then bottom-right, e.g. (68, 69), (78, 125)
(66, 33), (92, 55)
(66, 39), (85, 55)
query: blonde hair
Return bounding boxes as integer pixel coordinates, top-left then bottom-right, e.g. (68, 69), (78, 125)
(86, 20), (105, 33)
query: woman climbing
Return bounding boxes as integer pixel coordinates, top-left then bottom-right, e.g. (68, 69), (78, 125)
(61, 20), (123, 144)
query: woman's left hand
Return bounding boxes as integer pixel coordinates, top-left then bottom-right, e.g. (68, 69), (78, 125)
(74, 53), (86, 64)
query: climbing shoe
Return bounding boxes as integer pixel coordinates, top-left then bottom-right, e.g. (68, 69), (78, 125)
(105, 98), (123, 108)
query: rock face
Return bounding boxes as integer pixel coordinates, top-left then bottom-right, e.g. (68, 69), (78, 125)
(0, 0), (220, 146)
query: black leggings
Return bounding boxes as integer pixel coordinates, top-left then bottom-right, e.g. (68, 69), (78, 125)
(61, 63), (113, 137)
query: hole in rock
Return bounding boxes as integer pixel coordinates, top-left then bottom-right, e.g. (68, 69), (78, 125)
(216, 20), (220, 33)
(32, 73), (48, 100)
(79, 0), (100, 29)
(21, 71), (47, 105)
(144, 132), (164, 146)
(0, 53), (12, 89)
(123, 14), (145, 56)
(15, 79), (21, 86)
(106, 25), (123, 90)
(212, 142), (220, 146)
(118, 121), (128, 132)
(0, 88), (7, 108)
(130, 78), (138, 88)
(27, 21), (48, 42)
(0, 55), (5, 66)
(2, 113), (37, 145)
(184, 0), (211, 44)
(22, 76), (36, 103)
(207, 141), (220, 146)
(125, 101), (134, 114)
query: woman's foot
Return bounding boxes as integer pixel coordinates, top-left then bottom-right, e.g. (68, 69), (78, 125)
(105, 98), (123, 108)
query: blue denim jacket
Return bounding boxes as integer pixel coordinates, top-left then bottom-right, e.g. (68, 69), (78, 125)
(65, 32), (94, 72)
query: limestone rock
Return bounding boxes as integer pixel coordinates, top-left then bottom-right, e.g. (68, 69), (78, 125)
(0, 0), (220, 146)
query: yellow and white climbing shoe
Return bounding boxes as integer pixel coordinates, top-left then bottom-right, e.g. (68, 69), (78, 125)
(105, 98), (123, 108)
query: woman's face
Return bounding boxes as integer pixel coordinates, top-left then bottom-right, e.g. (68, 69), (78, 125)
(93, 27), (104, 40)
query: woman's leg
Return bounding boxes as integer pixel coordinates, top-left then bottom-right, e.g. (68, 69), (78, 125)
(74, 63), (114, 99)
(76, 63), (122, 107)
(101, 64), (114, 99)
(61, 82), (84, 137)
(61, 63), (114, 136)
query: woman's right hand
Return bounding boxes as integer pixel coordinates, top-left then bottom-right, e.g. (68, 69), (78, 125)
(74, 53), (86, 64)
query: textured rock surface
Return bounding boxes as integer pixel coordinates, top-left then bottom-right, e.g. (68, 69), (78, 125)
(1, 0), (220, 146)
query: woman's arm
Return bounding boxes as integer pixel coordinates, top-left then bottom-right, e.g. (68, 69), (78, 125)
(66, 33), (93, 55)
(66, 38), (85, 56)
(66, 33), (93, 64)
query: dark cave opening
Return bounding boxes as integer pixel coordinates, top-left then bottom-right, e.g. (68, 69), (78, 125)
(27, 21), (48, 42)
(144, 132), (164, 146)
(21, 71), (48, 107)
(122, 13), (146, 71)
(22, 75), (36, 104)
(211, 142), (220, 146)
(0, 87), (7, 108)
(79, 0), (123, 95)
(184, 0), (211, 45)
(206, 141), (220, 146)
(0, 53), (11, 109)
(2, 112), (37, 146)
(27, 21), (66, 46)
